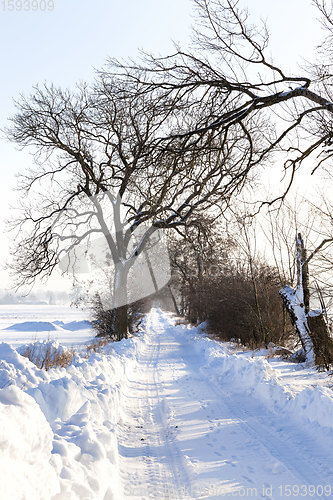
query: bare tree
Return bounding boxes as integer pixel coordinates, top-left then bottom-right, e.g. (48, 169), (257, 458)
(280, 231), (333, 368)
(7, 0), (333, 343)
(111, 0), (333, 204)
(257, 199), (333, 365)
(7, 70), (252, 339)
(168, 215), (232, 321)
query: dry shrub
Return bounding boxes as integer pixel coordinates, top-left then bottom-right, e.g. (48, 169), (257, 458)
(22, 338), (110, 370)
(265, 343), (294, 360)
(84, 338), (109, 355)
(182, 265), (293, 349)
(90, 293), (151, 339)
(21, 343), (75, 370)
(175, 318), (188, 326)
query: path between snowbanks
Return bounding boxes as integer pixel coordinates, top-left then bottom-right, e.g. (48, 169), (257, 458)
(0, 308), (333, 499)
(116, 309), (333, 499)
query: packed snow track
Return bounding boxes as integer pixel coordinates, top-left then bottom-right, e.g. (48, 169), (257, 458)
(116, 310), (333, 499)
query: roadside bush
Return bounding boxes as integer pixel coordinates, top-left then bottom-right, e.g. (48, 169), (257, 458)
(177, 263), (294, 349)
(91, 293), (152, 339)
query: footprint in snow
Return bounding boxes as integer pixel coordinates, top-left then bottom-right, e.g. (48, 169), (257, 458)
(242, 475), (255, 484)
(225, 460), (237, 468)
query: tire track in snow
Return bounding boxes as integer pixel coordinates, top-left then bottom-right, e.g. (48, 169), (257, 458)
(168, 322), (333, 499)
(117, 313), (192, 499)
(116, 309), (333, 499)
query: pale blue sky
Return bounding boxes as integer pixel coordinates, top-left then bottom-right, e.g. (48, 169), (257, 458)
(0, 0), (325, 290)
(0, 0), (194, 289)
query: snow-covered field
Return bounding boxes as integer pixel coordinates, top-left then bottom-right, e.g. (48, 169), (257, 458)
(1, 307), (333, 499)
(0, 305), (95, 347)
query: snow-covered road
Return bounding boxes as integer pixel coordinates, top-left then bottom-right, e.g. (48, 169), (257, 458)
(1, 308), (333, 499)
(117, 309), (333, 499)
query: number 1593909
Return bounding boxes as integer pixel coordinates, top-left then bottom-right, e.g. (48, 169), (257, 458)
(2, 0), (54, 11)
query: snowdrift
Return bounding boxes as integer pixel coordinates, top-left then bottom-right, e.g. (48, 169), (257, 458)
(0, 385), (58, 500)
(4, 320), (92, 332)
(183, 322), (333, 431)
(5, 321), (59, 332)
(0, 335), (142, 499)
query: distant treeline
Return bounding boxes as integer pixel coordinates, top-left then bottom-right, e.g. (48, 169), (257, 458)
(0, 290), (70, 305)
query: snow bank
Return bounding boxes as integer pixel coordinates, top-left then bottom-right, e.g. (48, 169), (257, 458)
(0, 331), (144, 500)
(180, 323), (333, 431)
(0, 385), (59, 499)
(0, 342), (46, 389)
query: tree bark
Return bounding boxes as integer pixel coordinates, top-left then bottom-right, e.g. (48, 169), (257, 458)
(279, 286), (314, 363)
(307, 313), (333, 370)
(112, 304), (129, 341)
(279, 234), (314, 363)
(168, 284), (180, 315)
(111, 264), (129, 340)
(297, 234), (310, 314)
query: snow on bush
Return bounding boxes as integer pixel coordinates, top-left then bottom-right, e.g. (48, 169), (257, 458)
(18, 340), (75, 370)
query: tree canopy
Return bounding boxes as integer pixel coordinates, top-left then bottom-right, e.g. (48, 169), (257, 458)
(6, 0), (333, 339)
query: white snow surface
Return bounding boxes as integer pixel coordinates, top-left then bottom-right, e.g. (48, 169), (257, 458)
(0, 305), (95, 347)
(0, 308), (333, 499)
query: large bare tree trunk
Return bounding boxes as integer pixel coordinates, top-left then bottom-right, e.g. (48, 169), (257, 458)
(297, 233), (310, 315)
(111, 264), (129, 340)
(279, 286), (314, 363)
(112, 305), (129, 341)
(307, 313), (333, 370)
(279, 234), (314, 363)
(168, 284), (180, 316)
(280, 233), (333, 368)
